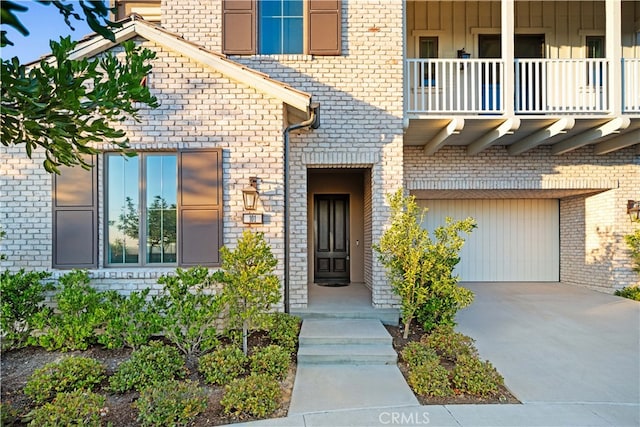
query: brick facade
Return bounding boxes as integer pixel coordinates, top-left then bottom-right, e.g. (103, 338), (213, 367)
(404, 145), (640, 291)
(1, 0), (638, 311)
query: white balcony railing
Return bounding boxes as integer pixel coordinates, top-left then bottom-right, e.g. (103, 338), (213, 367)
(516, 59), (609, 113)
(622, 58), (640, 113)
(406, 59), (504, 114)
(405, 58), (638, 115)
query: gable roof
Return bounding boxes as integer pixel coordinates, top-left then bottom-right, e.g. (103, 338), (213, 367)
(60, 15), (314, 114)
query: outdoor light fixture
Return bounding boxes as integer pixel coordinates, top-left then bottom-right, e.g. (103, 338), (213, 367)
(242, 177), (259, 211)
(627, 200), (640, 222)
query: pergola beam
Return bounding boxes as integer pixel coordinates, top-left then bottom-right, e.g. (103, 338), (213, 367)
(551, 117), (631, 155)
(593, 129), (640, 155)
(424, 118), (465, 155)
(467, 118), (520, 155)
(507, 118), (575, 155)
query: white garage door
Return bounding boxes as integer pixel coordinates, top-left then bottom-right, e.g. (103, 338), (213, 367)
(418, 199), (559, 282)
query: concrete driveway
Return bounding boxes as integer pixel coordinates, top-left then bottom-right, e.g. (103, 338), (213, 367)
(456, 282), (640, 406)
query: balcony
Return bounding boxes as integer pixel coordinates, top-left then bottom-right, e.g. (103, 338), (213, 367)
(407, 58), (640, 116)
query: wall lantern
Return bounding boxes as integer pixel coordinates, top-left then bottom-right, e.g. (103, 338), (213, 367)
(627, 200), (640, 222)
(242, 177), (259, 211)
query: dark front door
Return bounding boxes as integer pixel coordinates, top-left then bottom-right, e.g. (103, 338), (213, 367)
(314, 194), (349, 284)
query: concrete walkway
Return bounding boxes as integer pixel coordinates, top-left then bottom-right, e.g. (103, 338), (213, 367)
(289, 319), (418, 415)
(237, 283), (639, 426)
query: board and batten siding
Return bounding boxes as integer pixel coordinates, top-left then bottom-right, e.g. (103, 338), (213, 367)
(407, 1), (639, 59)
(417, 199), (560, 282)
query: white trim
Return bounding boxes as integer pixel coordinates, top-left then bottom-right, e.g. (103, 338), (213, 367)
(133, 22), (312, 112)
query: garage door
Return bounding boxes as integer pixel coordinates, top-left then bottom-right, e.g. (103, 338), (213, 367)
(418, 199), (559, 282)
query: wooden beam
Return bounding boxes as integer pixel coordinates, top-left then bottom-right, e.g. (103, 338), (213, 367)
(551, 117), (631, 155)
(467, 118), (520, 155)
(424, 118), (465, 155)
(593, 129), (640, 155)
(68, 23), (138, 60)
(507, 118), (575, 155)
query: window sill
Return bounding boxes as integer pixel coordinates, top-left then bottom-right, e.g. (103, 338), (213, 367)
(230, 54), (315, 62)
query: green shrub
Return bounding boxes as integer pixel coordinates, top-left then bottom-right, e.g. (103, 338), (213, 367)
(451, 353), (504, 397)
(1, 402), (19, 426)
(624, 226), (640, 274)
(198, 346), (247, 385)
(374, 191), (476, 338)
(266, 312), (301, 353)
(0, 269), (52, 350)
(156, 267), (224, 359)
(407, 359), (453, 397)
(24, 356), (106, 404)
(401, 342), (439, 368)
(26, 389), (106, 427)
(134, 380), (207, 427)
(423, 324), (477, 361)
(96, 288), (163, 350)
(214, 231), (281, 355)
(30, 270), (104, 351)
(615, 286), (640, 301)
(221, 374), (281, 419)
(249, 344), (290, 380)
(109, 341), (186, 393)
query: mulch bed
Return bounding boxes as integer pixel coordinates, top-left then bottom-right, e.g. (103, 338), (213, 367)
(1, 333), (295, 426)
(385, 323), (520, 405)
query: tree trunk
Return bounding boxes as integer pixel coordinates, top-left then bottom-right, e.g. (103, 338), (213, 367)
(242, 320), (248, 355)
(402, 316), (412, 339)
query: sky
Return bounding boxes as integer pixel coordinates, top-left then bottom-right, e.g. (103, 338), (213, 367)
(1, 1), (98, 63)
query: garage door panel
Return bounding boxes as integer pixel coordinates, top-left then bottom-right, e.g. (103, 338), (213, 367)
(418, 199), (559, 282)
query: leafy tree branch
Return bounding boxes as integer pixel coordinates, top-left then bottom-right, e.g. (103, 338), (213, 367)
(1, 1), (158, 173)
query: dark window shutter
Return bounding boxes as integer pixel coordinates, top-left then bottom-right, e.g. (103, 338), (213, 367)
(222, 0), (256, 55)
(52, 157), (98, 268)
(178, 149), (223, 267)
(308, 0), (341, 55)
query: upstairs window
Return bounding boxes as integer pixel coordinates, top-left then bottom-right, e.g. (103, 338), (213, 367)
(223, 0), (341, 56)
(259, 0), (303, 54)
(586, 35), (605, 86)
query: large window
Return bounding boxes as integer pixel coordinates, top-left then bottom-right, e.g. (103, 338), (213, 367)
(259, 0), (303, 54)
(222, 0), (341, 56)
(53, 149), (223, 269)
(107, 153), (177, 266)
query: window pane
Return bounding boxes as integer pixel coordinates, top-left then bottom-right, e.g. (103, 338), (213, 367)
(419, 37), (438, 59)
(107, 156), (140, 264)
(146, 155), (177, 264)
(283, 0), (302, 16)
(259, 17), (282, 54)
(261, 0), (282, 17)
(283, 18), (303, 53)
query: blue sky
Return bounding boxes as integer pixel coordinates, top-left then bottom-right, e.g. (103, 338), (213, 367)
(1, 1), (96, 63)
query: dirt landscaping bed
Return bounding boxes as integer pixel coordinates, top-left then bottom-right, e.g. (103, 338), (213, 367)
(385, 323), (519, 405)
(1, 333), (296, 426)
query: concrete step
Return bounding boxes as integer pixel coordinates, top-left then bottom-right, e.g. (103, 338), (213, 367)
(291, 308), (399, 325)
(298, 344), (397, 365)
(298, 318), (393, 346)
(297, 319), (397, 365)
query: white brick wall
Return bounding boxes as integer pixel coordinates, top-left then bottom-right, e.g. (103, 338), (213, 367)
(404, 145), (640, 291)
(160, 0), (406, 308)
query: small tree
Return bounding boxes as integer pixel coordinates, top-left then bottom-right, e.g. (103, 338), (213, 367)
(216, 231), (280, 355)
(156, 267), (224, 360)
(624, 224), (640, 274)
(374, 190), (476, 338)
